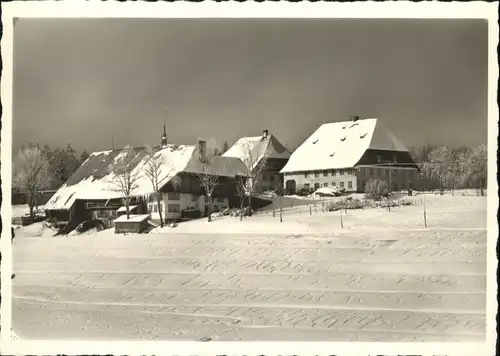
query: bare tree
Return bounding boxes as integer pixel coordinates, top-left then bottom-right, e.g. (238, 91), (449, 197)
(143, 145), (181, 227)
(195, 139), (221, 222)
(13, 145), (52, 217)
(108, 145), (142, 219)
(239, 140), (269, 217)
(421, 146), (454, 195)
(460, 144), (487, 196)
(235, 174), (248, 221)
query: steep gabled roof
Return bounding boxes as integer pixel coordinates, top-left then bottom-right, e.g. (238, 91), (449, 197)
(280, 118), (409, 173)
(45, 144), (247, 211)
(223, 134), (291, 170)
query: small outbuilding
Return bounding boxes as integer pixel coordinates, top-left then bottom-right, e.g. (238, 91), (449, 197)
(114, 214), (149, 234)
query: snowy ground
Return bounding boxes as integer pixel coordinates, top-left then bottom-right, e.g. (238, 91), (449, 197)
(11, 194), (487, 341)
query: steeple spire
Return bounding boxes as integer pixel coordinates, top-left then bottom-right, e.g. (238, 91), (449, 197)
(161, 111), (168, 147)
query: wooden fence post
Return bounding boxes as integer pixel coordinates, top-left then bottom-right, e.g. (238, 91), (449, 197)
(309, 206), (312, 215)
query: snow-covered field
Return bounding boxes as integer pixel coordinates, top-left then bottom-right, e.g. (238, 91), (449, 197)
(11, 194), (487, 341)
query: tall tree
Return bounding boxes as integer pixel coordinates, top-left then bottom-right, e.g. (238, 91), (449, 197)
(239, 140), (268, 217)
(195, 139), (222, 222)
(460, 144), (487, 195)
(12, 145), (52, 217)
(222, 141), (230, 154)
(421, 146), (455, 194)
(80, 149), (90, 164)
(108, 145), (142, 219)
(143, 145), (181, 227)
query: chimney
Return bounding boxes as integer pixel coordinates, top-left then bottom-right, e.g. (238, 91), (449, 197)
(197, 140), (207, 162)
(161, 124), (167, 147)
(263, 129), (269, 138)
(353, 116), (360, 122)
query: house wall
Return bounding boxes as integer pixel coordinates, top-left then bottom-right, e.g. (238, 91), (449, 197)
(357, 165), (420, 191)
(254, 158), (288, 193)
(283, 169), (359, 193)
(147, 192), (230, 221)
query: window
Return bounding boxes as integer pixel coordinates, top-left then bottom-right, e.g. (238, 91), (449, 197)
(368, 168), (373, 176)
(324, 182), (328, 187)
(315, 171), (320, 178)
(147, 204), (153, 213)
(304, 183), (310, 190)
(340, 182), (344, 188)
(191, 194), (197, 202)
(331, 170), (336, 176)
(168, 192), (180, 201)
(168, 204), (180, 213)
(153, 204), (158, 213)
(304, 172), (309, 178)
(348, 181), (353, 189)
(314, 183), (320, 190)
(361, 180), (366, 189)
(263, 175), (267, 181)
(323, 171), (328, 177)
(332, 182), (337, 187)
(217, 197), (224, 203)
(148, 194), (155, 203)
(270, 175), (274, 182)
(339, 170), (344, 175)
(377, 155), (382, 163)
(393, 155), (398, 163)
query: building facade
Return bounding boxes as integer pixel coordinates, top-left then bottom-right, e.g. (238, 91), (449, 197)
(45, 135), (247, 229)
(281, 117), (420, 194)
(223, 129), (291, 194)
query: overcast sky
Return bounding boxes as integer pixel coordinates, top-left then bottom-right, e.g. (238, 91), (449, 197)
(13, 18), (488, 154)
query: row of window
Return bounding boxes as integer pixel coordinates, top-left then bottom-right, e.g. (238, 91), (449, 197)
(376, 154), (398, 163)
(148, 203), (180, 214)
(304, 169), (356, 178)
(362, 167), (414, 178)
(304, 181), (354, 190)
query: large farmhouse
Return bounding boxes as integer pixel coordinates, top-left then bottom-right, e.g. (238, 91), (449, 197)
(223, 129), (291, 193)
(280, 117), (420, 194)
(45, 136), (247, 230)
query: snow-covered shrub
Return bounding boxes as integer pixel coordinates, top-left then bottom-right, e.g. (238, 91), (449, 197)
(326, 197), (365, 211)
(365, 179), (389, 200)
(397, 197), (415, 206)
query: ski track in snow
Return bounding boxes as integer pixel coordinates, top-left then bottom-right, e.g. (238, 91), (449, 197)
(11, 196), (488, 341)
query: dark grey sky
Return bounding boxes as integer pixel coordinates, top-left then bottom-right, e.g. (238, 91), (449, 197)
(13, 18), (488, 154)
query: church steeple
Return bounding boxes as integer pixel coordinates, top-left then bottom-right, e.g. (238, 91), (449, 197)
(161, 124), (167, 147)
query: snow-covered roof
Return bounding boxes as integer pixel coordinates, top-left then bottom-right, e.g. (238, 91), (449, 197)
(114, 214), (149, 223)
(117, 205), (138, 213)
(280, 118), (409, 173)
(223, 134), (290, 170)
(45, 144), (248, 211)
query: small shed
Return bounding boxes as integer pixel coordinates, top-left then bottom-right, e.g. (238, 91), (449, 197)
(114, 214), (149, 234)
